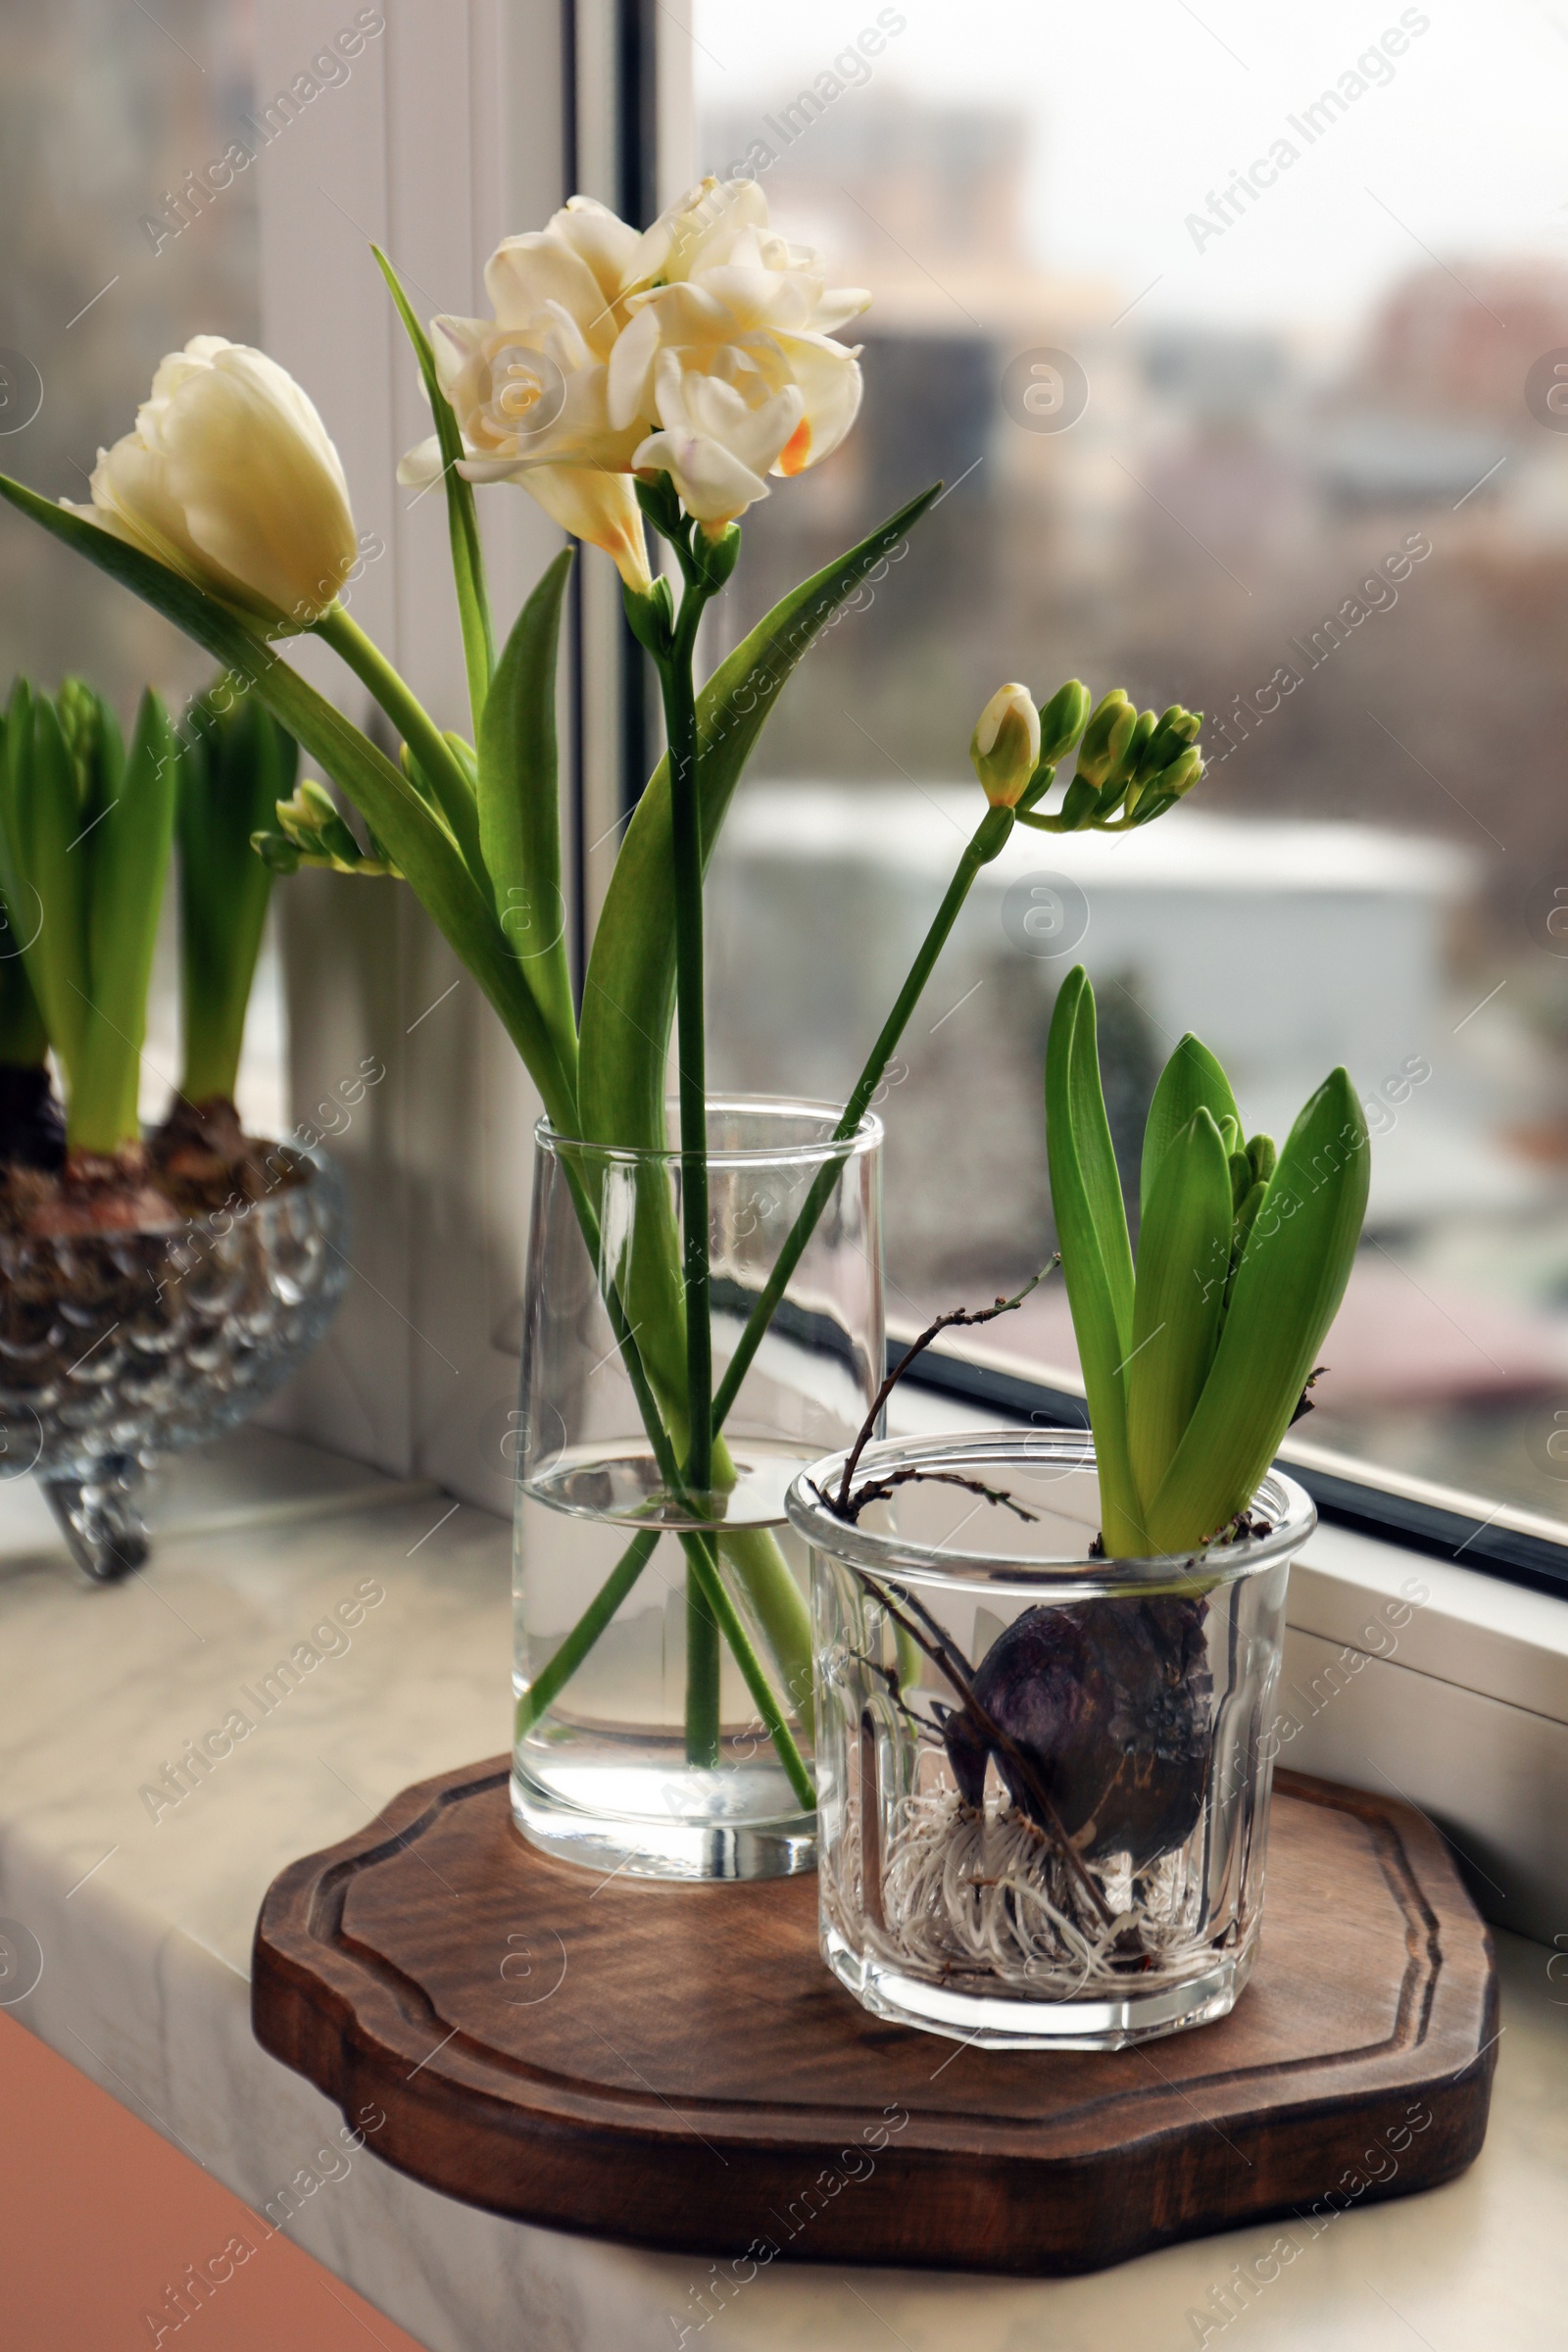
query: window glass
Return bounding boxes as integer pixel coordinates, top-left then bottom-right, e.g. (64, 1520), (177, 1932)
(0, 0), (283, 1133)
(694, 0), (1568, 1525)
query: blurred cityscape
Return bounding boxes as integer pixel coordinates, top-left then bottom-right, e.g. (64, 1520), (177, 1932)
(698, 85), (1568, 1524)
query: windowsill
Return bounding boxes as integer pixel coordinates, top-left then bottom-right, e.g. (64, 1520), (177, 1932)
(0, 1430), (1563, 2351)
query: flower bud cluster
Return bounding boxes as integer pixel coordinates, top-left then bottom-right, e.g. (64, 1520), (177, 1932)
(968, 679), (1205, 834)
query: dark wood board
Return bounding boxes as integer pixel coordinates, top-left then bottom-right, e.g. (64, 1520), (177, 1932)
(251, 1762), (1496, 2277)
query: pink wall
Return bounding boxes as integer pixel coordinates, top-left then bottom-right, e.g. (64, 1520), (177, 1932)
(0, 2009), (429, 2349)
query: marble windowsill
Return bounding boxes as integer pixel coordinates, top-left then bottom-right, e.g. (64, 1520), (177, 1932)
(1, 1428), (1565, 2352)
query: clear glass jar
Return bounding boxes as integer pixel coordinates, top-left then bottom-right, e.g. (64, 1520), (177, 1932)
(787, 1431), (1314, 2049)
(513, 1099), (883, 1882)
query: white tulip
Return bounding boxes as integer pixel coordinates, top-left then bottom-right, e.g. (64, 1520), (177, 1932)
(399, 195), (653, 594)
(79, 337), (359, 629)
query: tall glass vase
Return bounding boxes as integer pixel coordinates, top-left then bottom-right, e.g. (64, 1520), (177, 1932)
(513, 1098), (883, 1882)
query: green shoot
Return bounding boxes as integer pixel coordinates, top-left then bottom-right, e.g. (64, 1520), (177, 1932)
(1046, 967), (1368, 1556)
(0, 678), (176, 1156)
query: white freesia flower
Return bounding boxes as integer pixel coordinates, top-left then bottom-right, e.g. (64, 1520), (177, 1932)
(78, 337), (359, 629)
(398, 195), (654, 594)
(631, 351), (804, 526)
(402, 180), (867, 559)
(610, 176), (867, 524)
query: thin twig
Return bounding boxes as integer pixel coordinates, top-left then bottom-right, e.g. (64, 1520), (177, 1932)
(834, 1266), (1054, 1512)
(828, 1464), (1039, 1528)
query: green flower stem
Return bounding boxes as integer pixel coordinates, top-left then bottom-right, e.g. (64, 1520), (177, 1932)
(514, 791), (1015, 1774)
(314, 604), (487, 886)
(653, 563), (720, 1762)
(682, 1533), (722, 1768)
(514, 1524), (661, 1741)
(710, 799), (1013, 1436)
(680, 1528), (815, 1810)
(718, 1525), (814, 1734)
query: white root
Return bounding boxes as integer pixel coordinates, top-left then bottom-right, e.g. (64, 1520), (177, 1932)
(830, 1783), (1217, 1999)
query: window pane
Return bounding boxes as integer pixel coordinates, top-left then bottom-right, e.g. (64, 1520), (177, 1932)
(0, 0), (282, 1132)
(694, 1), (1568, 1529)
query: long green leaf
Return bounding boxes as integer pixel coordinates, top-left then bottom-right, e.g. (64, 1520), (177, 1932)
(1140, 1033), (1240, 1221)
(1045, 969), (1144, 1555)
(372, 244), (494, 730)
(578, 482), (942, 1154)
(477, 548), (577, 1084)
(1126, 1104), (1231, 1512)
(1146, 1069), (1369, 1549)
(0, 472), (577, 1131)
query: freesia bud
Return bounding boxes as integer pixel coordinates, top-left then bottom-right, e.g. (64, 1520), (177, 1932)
(969, 682), (1042, 808)
(75, 338), (360, 632)
(1160, 746), (1203, 798)
(1074, 689), (1136, 787)
(1136, 704), (1202, 782)
(1038, 678), (1092, 766)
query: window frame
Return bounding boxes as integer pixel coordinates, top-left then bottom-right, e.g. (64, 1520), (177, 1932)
(901, 1333), (1568, 1599)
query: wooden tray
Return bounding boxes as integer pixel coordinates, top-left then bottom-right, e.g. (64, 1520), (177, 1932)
(252, 1762), (1496, 2276)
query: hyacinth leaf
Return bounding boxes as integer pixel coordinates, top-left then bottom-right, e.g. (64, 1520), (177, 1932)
(1045, 968), (1143, 1555)
(372, 243), (494, 730)
(0, 696), (47, 1066)
(1146, 1068), (1370, 1552)
(0, 472), (578, 1135)
(1126, 1104), (1232, 1516)
(1140, 1032), (1241, 1222)
(477, 548), (577, 1088)
(74, 689), (177, 1151)
(178, 691), (297, 1103)
(0, 685), (89, 1079)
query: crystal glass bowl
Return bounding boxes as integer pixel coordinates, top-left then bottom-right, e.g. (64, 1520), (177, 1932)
(0, 1146), (347, 1577)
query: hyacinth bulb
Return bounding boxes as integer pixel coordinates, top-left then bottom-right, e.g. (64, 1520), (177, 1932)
(943, 1596), (1213, 1870)
(0, 1066), (65, 1172)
